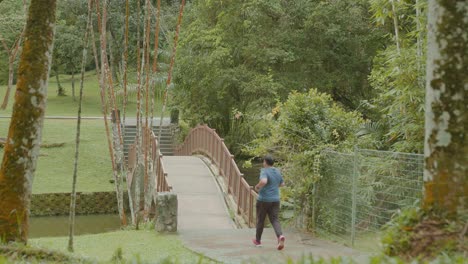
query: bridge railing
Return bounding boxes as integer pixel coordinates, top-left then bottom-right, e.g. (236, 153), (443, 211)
(174, 124), (257, 227)
(127, 126), (172, 194)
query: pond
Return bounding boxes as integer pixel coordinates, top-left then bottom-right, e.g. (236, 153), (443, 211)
(29, 214), (121, 238)
(239, 161), (263, 186)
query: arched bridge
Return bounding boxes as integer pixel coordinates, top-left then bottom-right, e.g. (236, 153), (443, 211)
(172, 125), (258, 229)
(127, 124), (362, 262)
(127, 124), (257, 230)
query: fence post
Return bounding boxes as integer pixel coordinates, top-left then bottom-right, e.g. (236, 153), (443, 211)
(350, 146), (359, 247)
(311, 183), (316, 231)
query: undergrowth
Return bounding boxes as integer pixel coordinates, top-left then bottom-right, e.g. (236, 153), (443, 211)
(382, 207), (467, 260)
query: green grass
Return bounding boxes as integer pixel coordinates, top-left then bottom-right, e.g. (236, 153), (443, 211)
(0, 71), (167, 194)
(0, 71), (164, 117)
(30, 230), (205, 263)
(0, 119), (115, 194)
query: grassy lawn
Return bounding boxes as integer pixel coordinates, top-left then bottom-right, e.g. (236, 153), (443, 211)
(30, 230), (206, 263)
(0, 71), (164, 117)
(0, 119), (114, 194)
(0, 71), (167, 194)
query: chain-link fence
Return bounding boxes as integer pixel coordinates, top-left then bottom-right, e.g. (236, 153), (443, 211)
(313, 148), (424, 249)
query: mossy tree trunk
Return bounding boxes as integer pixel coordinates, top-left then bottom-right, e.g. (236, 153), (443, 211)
(423, 0), (467, 219)
(0, 0), (57, 243)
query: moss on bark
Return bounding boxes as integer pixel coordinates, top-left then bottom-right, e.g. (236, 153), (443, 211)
(423, 0), (468, 218)
(0, 0), (57, 243)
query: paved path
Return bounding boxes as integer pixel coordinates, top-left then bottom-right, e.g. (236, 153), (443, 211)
(181, 228), (366, 263)
(163, 156), (235, 230)
(163, 156), (366, 263)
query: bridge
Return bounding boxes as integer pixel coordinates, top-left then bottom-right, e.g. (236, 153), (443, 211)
(125, 123), (363, 262)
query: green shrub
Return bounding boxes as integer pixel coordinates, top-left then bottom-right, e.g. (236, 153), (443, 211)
(245, 89), (366, 228)
(381, 207), (422, 256)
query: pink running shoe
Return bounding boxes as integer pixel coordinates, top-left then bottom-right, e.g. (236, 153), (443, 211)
(252, 239), (262, 247)
(277, 235), (285, 250)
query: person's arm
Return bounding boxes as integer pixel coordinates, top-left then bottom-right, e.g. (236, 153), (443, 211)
(255, 177), (268, 191)
(255, 170), (268, 191)
(279, 174), (285, 187)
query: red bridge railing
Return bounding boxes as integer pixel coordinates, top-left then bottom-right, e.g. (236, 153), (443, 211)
(174, 124), (257, 227)
(128, 126), (172, 194)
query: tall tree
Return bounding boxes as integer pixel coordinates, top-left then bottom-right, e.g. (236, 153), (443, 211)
(68, 0), (92, 252)
(0, 0), (57, 243)
(95, 0), (127, 226)
(423, 0), (467, 218)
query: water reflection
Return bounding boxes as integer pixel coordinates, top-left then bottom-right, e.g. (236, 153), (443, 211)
(30, 214), (120, 238)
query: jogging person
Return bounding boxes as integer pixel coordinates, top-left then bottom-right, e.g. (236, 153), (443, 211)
(252, 155), (286, 250)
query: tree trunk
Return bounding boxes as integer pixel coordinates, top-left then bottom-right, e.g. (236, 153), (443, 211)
(423, 0), (467, 218)
(55, 67), (65, 96)
(68, 0), (92, 252)
(0, 10), (26, 110)
(0, 0), (57, 243)
(0, 59), (14, 110)
(158, 0), (186, 139)
(415, 0), (424, 88)
(390, 0), (401, 54)
(95, 0), (127, 226)
(134, 0), (143, 224)
(150, 0), (161, 128)
(71, 70), (75, 101)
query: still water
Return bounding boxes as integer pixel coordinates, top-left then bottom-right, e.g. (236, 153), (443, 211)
(239, 161), (263, 186)
(27, 162), (262, 238)
(29, 214), (120, 238)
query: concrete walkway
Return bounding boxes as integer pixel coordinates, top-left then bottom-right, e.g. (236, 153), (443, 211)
(163, 156), (366, 263)
(181, 228), (366, 263)
(163, 156), (235, 230)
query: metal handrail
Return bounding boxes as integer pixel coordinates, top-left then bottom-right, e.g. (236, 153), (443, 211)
(174, 124), (257, 227)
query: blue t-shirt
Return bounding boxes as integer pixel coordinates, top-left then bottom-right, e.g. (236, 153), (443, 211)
(258, 167), (283, 202)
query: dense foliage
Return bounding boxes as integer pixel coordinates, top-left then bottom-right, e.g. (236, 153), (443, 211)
(174, 0), (385, 149)
(0, 0), (25, 84)
(365, 0), (427, 153)
(244, 89), (366, 211)
(172, 1), (437, 256)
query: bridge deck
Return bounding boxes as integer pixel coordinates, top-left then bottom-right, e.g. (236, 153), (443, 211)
(163, 156), (235, 230)
(163, 156), (365, 262)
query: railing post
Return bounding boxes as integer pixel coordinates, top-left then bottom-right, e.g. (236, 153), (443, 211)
(220, 139), (225, 176)
(237, 174), (244, 214)
(214, 139), (218, 166)
(351, 146), (359, 247)
(249, 186), (254, 227)
(228, 155), (234, 194)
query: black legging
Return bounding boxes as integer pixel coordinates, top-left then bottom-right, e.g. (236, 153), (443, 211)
(256, 201), (283, 242)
